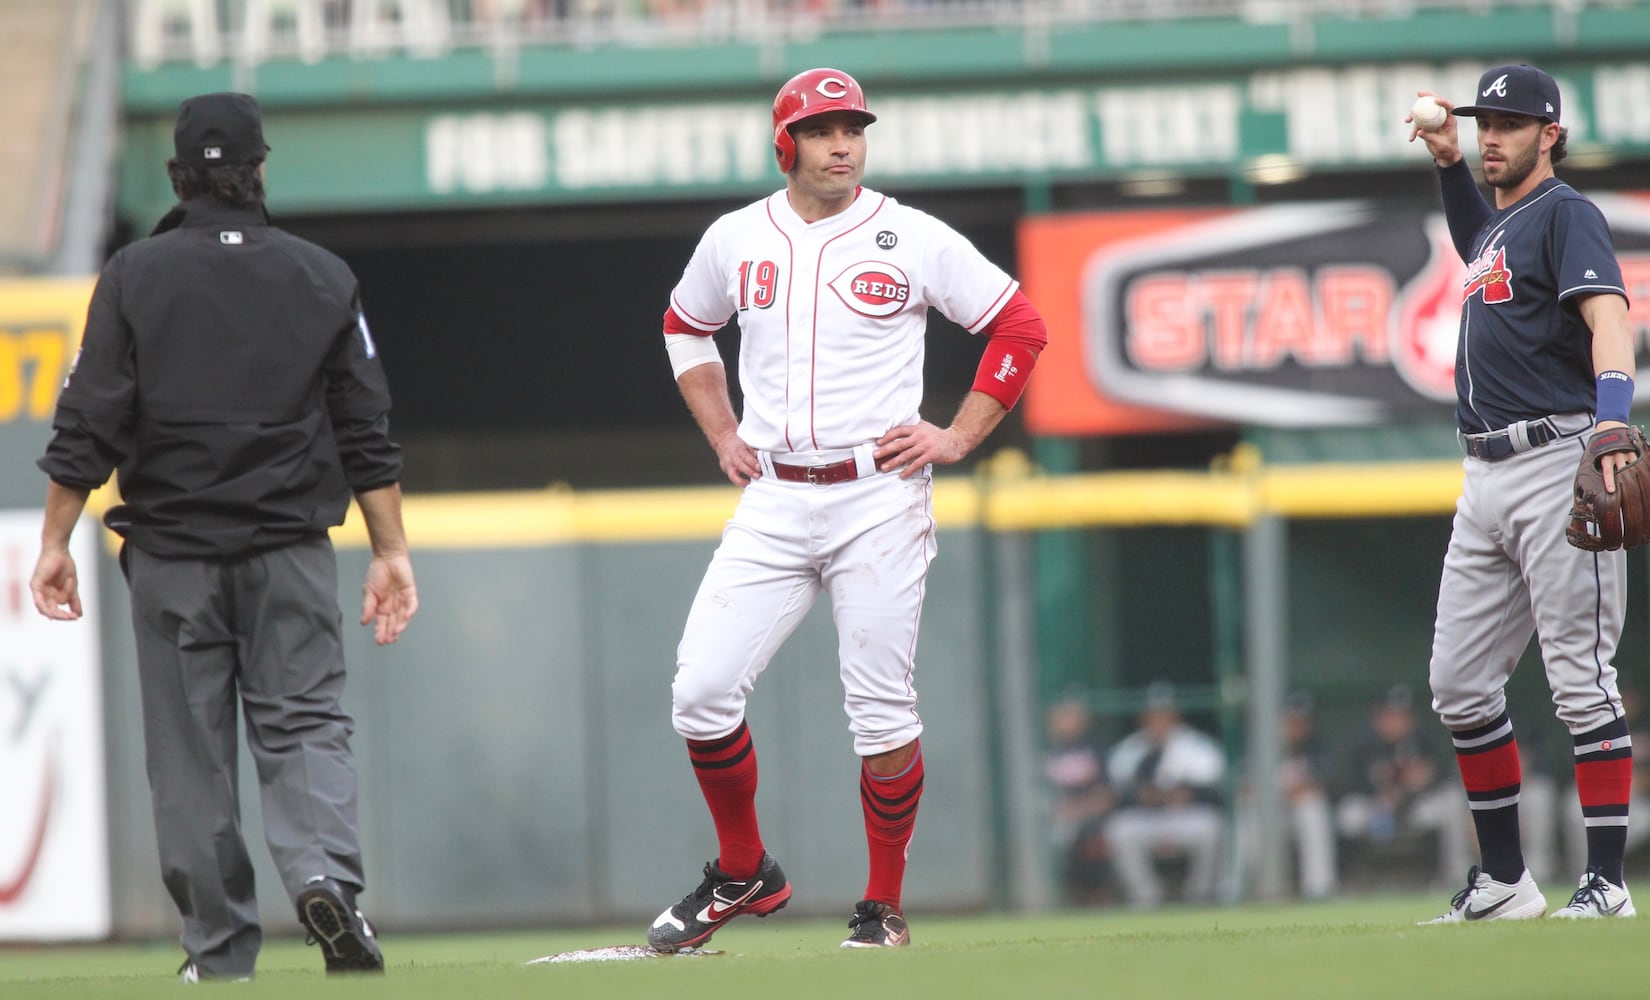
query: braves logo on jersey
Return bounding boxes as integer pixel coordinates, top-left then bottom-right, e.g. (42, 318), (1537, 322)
(1464, 231), (1514, 304)
(828, 261), (912, 318)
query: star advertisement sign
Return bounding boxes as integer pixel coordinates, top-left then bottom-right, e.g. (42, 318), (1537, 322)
(1020, 194), (1650, 434)
(0, 510), (109, 941)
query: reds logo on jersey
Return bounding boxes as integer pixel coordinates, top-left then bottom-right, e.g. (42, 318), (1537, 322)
(1464, 233), (1514, 304)
(828, 262), (911, 318)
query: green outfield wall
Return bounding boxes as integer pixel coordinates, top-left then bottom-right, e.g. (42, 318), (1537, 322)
(116, 5), (1650, 224)
(76, 448), (1619, 934)
(116, 55), (1650, 223)
(92, 525), (1000, 935)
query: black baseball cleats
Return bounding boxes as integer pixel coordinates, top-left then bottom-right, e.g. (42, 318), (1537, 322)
(647, 852), (793, 952)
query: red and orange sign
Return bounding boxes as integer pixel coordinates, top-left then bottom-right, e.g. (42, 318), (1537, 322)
(1019, 197), (1650, 436)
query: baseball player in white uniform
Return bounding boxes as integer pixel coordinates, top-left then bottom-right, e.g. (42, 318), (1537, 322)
(645, 67), (1048, 952)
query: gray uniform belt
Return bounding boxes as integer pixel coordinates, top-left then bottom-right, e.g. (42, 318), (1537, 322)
(1460, 414), (1590, 462)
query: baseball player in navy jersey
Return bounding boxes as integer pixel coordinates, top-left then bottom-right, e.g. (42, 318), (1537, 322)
(1407, 64), (1638, 921)
(644, 67), (1047, 951)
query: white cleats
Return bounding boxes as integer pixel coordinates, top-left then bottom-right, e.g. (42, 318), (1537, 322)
(1549, 868), (1637, 919)
(1421, 865), (1547, 924)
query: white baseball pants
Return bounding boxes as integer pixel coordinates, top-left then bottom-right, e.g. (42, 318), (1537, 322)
(672, 460), (935, 757)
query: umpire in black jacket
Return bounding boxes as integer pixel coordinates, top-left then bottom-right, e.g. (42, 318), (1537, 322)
(29, 93), (417, 981)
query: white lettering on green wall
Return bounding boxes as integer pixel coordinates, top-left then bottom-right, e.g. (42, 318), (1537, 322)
(426, 113), (549, 193)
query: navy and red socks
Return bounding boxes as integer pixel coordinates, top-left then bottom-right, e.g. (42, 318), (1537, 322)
(1572, 716), (1632, 887)
(1451, 712), (1525, 884)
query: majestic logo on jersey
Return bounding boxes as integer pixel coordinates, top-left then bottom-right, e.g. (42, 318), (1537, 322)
(1483, 74), (1509, 98)
(815, 77), (849, 100)
(1464, 233), (1514, 304)
(828, 262), (911, 318)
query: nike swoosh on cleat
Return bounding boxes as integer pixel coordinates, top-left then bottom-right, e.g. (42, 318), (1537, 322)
(1603, 898), (1628, 915)
(1464, 894), (1516, 920)
(701, 880), (763, 922)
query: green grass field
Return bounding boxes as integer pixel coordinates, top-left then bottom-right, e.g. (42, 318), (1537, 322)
(5, 894), (1647, 999)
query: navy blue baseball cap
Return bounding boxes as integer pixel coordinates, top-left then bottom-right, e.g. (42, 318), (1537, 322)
(1454, 64), (1561, 123)
(173, 92), (270, 166)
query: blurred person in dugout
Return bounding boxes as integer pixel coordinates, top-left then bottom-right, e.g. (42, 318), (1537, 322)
(1044, 697), (1116, 905)
(1235, 692), (1337, 900)
(1335, 684), (1473, 883)
(1103, 683), (1227, 907)
(28, 93), (417, 982)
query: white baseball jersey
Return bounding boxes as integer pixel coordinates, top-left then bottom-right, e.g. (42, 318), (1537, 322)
(668, 186), (1018, 454)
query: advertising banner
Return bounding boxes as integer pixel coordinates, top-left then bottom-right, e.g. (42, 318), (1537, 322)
(0, 510), (109, 941)
(0, 278), (95, 508)
(1021, 194), (1650, 434)
(119, 57), (1650, 220)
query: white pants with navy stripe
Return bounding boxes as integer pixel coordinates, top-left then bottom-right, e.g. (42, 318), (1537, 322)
(1428, 437), (1626, 734)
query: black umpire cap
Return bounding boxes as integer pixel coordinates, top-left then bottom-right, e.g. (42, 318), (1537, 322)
(173, 92), (271, 166)
(1454, 64), (1561, 124)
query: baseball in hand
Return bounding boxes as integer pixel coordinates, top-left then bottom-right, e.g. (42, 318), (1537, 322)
(1411, 95), (1448, 131)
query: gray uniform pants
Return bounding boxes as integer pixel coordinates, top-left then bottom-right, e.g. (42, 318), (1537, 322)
(127, 536), (364, 978)
(1429, 437), (1625, 734)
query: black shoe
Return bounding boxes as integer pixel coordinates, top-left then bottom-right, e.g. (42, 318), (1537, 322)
(296, 878), (384, 974)
(646, 852), (792, 953)
(841, 899), (910, 948)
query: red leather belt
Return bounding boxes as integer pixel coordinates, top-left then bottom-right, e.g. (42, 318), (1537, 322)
(772, 457), (859, 485)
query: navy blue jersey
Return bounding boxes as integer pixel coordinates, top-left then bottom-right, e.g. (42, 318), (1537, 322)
(1450, 177), (1628, 434)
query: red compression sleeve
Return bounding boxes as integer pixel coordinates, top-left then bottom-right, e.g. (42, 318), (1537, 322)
(970, 290), (1047, 409)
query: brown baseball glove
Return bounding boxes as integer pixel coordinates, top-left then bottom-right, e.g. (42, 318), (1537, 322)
(1567, 425), (1650, 551)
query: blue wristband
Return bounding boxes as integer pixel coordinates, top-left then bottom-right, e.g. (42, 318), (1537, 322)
(1596, 370), (1634, 424)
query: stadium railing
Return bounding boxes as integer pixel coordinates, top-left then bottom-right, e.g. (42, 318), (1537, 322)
(127, 0), (1618, 68)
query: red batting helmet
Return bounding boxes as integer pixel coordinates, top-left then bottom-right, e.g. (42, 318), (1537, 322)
(771, 67), (877, 173)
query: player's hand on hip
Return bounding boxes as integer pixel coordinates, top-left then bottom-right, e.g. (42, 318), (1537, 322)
(713, 432), (761, 487)
(876, 421), (966, 478)
(361, 552), (418, 645)
(1408, 90), (1463, 167)
(29, 548), (82, 620)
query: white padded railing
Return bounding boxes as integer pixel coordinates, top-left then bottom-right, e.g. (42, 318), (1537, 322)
(126, 0), (1594, 69)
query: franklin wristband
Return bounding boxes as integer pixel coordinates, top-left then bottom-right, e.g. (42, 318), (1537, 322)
(1596, 369), (1634, 425)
